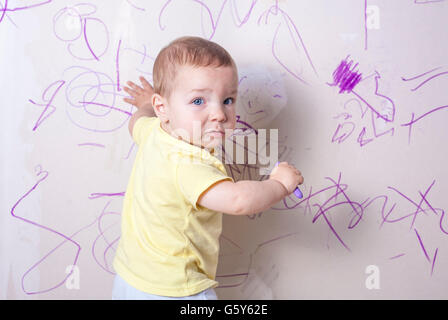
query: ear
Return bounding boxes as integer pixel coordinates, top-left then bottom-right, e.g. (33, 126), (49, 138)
(151, 93), (169, 123)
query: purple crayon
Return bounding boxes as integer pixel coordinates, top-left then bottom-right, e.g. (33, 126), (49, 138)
(275, 161), (303, 199)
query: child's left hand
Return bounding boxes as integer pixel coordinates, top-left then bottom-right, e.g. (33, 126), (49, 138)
(123, 76), (154, 109)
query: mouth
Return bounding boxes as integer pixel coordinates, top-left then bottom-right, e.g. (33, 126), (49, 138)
(206, 129), (225, 135)
(207, 131), (224, 137)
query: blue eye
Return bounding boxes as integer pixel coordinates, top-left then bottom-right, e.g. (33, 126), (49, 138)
(192, 98), (204, 105)
(224, 97), (234, 105)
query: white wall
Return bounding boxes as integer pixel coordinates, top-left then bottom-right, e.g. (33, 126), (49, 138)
(1, 0), (448, 299)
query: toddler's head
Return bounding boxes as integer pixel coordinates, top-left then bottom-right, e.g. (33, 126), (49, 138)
(151, 36), (238, 151)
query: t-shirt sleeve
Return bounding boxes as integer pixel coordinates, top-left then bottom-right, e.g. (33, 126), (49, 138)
(132, 116), (158, 146)
(176, 162), (234, 211)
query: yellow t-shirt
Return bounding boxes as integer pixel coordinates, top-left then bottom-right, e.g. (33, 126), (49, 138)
(113, 116), (234, 297)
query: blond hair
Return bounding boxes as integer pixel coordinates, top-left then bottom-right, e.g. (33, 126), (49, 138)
(153, 36), (236, 98)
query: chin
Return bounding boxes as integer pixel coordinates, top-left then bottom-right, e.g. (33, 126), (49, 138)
(202, 138), (223, 150)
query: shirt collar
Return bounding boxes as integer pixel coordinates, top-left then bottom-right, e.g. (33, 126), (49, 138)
(156, 118), (224, 167)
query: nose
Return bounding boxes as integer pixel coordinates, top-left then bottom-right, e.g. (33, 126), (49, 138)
(209, 104), (227, 122)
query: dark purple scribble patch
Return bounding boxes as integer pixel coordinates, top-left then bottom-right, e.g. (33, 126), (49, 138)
(329, 58), (396, 123)
(328, 55), (362, 94)
(328, 57), (397, 148)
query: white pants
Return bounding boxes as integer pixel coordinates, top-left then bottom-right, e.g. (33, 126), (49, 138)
(112, 274), (218, 300)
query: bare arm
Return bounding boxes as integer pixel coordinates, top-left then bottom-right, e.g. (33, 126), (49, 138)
(198, 179), (288, 216)
(197, 162), (303, 215)
(232, 179), (288, 215)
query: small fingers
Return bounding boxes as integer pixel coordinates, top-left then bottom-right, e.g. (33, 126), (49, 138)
(123, 86), (136, 95)
(127, 81), (143, 92)
(123, 97), (136, 105)
(140, 76), (154, 90)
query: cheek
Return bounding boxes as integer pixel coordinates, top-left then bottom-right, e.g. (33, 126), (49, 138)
(227, 108), (236, 126)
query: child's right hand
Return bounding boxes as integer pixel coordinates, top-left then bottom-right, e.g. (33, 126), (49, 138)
(269, 162), (304, 196)
(123, 76), (154, 109)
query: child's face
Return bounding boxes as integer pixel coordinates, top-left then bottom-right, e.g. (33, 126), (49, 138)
(162, 64), (238, 150)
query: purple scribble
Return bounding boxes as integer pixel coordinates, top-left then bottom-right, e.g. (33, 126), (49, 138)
(158, 0), (316, 85)
(217, 161), (447, 290)
(271, 172), (364, 252)
(229, 0), (257, 28)
(400, 67), (448, 143)
(122, 44), (155, 78)
(329, 60), (396, 148)
(78, 142), (105, 148)
(364, 0), (368, 50)
(389, 253), (405, 260)
(28, 80), (65, 131)
(126, 0), (145, 11)
(10, 166), (125, 294)
(414, 228), (431, 262)
(10, 165), (81, 294)
(63, 65), (131, 133)
(413, 229), (439, 276)
(116, 39), (122, 91)
(401, 67), (443, 82)
(53, 5), (109, 61)
(83, 17), (99, 61)
(408, 71), (448, 92)
(0, 0), (8, 24)
(217, 231), (299, 289)
(331, 122), (356, 144)
(91, 200), (121, 274)
(431, 248), (438, 276)
(414, 0), (445, 4)
(53, 6), (82, 42)
(401, 105), (448, 144)
(123, 44), (155, 65)
(352, 72), (396, 123)
(331, 94), (394, 148)
(373, 182), (444, 275)
(258, 2), (318, 85)
(88, 192), (125, 200)
(124, 142), (136, 160)
(1, 0), (52, 25)
(356, 126), (373, 146)
(158, 0), (171, 30)
(328, 55), (363, 94)
(160, 0), (255, 39)
(386, 182), (434, 227)
(79, 101), (132, 116)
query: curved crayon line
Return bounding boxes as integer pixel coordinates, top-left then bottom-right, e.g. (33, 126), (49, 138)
(10, 168), (81, 294)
